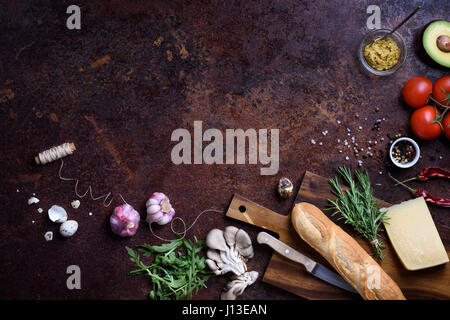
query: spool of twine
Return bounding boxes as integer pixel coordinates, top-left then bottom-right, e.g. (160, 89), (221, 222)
(35, 142), (76, 165)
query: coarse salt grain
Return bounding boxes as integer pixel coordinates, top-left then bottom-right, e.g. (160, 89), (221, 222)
(311, 139), (316, 145)
(345, 156), (349, 160)
(319, 142), (323, 145)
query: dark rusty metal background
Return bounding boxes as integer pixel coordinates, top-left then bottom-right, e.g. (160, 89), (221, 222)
(0, 0), (448, 300)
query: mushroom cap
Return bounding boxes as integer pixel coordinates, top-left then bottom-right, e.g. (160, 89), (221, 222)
(205, 259), (219, 272)
(234, 229), (254, 258)
(206, 249), (223, 265)
(223, 226), (239, 247)
(206, 229), (228, 252)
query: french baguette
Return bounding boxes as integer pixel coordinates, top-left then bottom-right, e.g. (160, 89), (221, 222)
(292, 202), (405, 300)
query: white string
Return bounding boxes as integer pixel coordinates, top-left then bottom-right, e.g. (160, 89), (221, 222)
(58, 158), (222, 240)
(149, 208), (223, 242)
(58, 159), (127, 207)
(39, 143), (74, 164)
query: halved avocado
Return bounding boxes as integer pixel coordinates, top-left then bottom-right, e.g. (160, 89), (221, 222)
(423, 20), (450, 68)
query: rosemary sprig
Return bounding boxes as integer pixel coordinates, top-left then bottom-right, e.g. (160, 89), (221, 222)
(326, 167), (389, 260)
(126, 237), (214, 300)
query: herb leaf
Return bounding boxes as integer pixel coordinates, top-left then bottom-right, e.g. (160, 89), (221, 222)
(126, 238), (214, 300)
(326, 166), (388, 260)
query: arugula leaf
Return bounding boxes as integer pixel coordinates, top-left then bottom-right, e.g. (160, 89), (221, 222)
(126, 237), (214, 300)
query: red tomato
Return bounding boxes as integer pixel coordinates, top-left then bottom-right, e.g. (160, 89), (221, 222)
(410, 105), (442, 140)
(443, 113), (450, 140)
(432, 75), (450, 107)
(403, 77), (432, 108)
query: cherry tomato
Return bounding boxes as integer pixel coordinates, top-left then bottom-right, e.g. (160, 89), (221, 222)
(403, 77), (432, 108)
(410, 105), (442, 140)
(443, 113), (450, 140)
(432, 75), (450, 107)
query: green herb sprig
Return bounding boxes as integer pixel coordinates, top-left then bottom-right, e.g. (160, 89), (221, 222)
(126, 237), (214, 300)
(326, 166), (389, 260)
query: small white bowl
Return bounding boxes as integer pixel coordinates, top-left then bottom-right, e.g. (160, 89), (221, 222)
(389, 137), (420, 168)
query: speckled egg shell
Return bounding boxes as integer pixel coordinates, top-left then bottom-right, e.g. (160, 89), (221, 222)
(60, 220), (78, 237)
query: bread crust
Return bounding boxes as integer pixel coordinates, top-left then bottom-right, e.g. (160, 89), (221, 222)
(292, 202), (405, 300)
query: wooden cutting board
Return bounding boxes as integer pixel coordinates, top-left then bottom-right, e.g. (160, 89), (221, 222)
(225, 171), (450, 300)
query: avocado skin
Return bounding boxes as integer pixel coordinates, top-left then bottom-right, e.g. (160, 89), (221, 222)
(423, 20), (450, 68)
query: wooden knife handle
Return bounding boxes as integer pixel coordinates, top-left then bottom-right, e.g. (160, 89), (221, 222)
(257, 232), (317, 272)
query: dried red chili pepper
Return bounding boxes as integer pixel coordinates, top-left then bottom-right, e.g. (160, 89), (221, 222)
(414, 188), (450, 207)
(401, 167), (450, 184)
(388, 173), (450, 208)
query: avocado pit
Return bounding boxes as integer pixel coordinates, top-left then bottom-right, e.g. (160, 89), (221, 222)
(437, 35), (450, 52)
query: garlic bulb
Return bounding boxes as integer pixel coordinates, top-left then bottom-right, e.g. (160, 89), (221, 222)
(146, 192), (175, 226)
(110, 204), (140, 237)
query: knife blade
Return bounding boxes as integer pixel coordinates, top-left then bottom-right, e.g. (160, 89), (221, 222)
(257, 231), (358, 294)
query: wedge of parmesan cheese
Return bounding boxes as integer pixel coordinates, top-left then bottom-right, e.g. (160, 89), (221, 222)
(383, 197), (449, 271)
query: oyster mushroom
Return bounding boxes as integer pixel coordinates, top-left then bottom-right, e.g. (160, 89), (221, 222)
(221, 271), (259, 300)
(205, 227), (258, 300)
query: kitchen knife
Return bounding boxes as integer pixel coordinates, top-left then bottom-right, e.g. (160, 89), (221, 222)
(257, 231), (358, 294)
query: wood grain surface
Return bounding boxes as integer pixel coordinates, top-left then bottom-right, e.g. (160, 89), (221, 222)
(226, 171), (450, 300)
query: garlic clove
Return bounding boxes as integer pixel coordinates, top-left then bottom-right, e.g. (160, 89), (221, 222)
(158, 214), (172, 226)
(48, 205), (68, 223)
(71, 200), (80, 209)
(147, 210), (163, 223)
(28, 197), (40, 205)
(146, 198), (159, 206)
(44, 231), (53, 241)
(147, 204), (161, 214)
